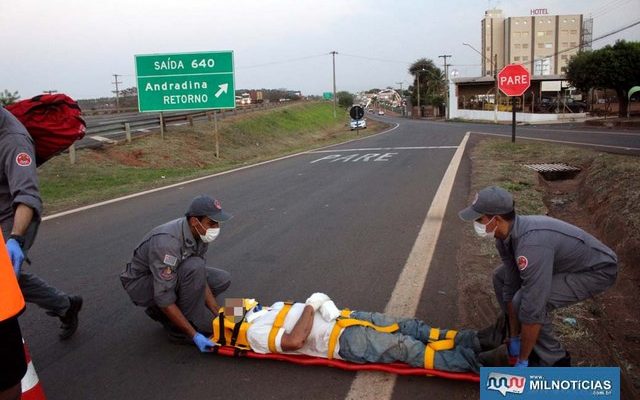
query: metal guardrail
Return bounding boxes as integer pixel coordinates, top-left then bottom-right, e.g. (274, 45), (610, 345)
(83, 102), (290, 138)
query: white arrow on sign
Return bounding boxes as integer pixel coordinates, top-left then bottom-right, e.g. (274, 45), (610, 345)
(215, 83), (229, 98)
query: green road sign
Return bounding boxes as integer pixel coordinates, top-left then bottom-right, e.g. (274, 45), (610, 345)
(135, 51), (235, 112)
(323, 92), (333, 100)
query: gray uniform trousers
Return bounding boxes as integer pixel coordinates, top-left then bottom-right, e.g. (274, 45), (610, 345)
(19, 272), (70, 316)
(128, 256), (231, 334)
(493, 262), (617, 365)
(13, 222), (71, 317)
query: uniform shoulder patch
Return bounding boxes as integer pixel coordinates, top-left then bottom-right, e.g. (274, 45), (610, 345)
(16, 152), (32, 167)
(517, 255), (529, 271)
(160, 266), (175, 281)
(163, 254), (178, 267)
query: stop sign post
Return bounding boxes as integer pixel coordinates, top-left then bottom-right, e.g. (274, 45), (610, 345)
(497, 64), (531, 142)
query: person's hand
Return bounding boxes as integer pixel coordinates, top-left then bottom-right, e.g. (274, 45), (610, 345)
(514, 358), (529, 367)
(508, 336), (521, 357)
(5, 238), (24, 277)
(320, 300), (341, 322)
(305, 292), (330, 311)
(193, 333), (217, 352)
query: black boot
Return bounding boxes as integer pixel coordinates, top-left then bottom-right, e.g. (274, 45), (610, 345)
(477, 313), (507, 351)
(59, 295), (83, 340)
(478, 344), (511, 367)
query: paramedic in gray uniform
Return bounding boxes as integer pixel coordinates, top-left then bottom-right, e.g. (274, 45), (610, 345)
(120, 195), (232, 352)
(459, 186), (617, 367)
(0, 106), (83, 340)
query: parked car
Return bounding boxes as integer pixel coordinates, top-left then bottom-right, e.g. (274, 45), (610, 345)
(377, 110), (385, 115)
(536, 97), (588, 113)
(350, 119), (367, 130)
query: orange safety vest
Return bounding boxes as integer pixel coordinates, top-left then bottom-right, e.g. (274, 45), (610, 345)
(0, 231), (25, 321)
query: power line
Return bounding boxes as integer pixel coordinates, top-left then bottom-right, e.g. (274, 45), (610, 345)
(238, 53), (327, 70)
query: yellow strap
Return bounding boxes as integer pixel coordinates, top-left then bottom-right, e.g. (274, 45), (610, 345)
(424, 346), (435, 369)
(429, 328), (440, 341)
(327, 323), (342, 360)
(423, 339), (455, 369)
(445, 330), (457, 340)
(340, 309), (352, 318)
(268, 302), (292, 353)
(327, 318), (400, 359)
(424, 339), (455, 369)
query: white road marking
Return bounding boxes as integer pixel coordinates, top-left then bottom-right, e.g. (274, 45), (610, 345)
(309, 146), (458, 153)
(345, 132), (470, 400)
(310, 152), (398, 164)
(470, 131), (640, 151)
(89, 135), (116, 144)
(43, 123), (400, 221)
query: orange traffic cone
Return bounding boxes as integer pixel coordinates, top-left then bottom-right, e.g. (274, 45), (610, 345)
(21, 339), (46, 399)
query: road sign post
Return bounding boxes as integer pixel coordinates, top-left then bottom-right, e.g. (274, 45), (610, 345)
(135, 51), (235, 147)
(350, 105), (365, 135)
(497, 64), (531, 143)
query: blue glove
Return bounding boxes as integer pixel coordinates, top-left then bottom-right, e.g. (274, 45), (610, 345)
(5, 238), (24, 277)
(508, 336), (521, 357)
(193, 333), (217, 352)
(514, 358), (529, 367)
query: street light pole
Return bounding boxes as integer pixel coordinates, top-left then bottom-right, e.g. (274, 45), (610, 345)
(462, 43), (498, 123)
(331, 51), (338, 119)
(439, 54), (452, 119)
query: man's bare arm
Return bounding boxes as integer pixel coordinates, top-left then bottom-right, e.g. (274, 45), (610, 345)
(11, 204), (34, 236)
(280, 305), (315, 351)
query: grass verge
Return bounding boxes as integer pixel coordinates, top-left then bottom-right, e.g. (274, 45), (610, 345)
(459, 135), (640, 396)
(39, 102), (389, 214)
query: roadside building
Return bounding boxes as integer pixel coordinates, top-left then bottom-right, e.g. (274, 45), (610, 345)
(481, 9), (592, 76)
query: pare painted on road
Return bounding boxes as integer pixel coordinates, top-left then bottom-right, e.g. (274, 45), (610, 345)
(310, 153), (398, 164)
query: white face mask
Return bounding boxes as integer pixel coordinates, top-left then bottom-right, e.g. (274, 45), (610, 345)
(197, 220), (220, 243)
(473, 217), (496, 239)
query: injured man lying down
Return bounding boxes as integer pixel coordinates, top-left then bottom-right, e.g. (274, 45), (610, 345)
(211, 293), (510, 373)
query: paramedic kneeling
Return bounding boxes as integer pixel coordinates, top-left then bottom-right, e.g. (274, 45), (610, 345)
(458, 186), (618, 367)
(120, 195), (232, 352)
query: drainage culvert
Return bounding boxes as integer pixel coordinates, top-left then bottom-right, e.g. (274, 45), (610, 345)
(523, 163), (581, 181)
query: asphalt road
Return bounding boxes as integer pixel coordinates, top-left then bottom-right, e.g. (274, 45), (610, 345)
(20, 116), (638, 399)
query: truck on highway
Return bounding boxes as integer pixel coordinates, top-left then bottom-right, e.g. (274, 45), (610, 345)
(249, 90), (264, 104)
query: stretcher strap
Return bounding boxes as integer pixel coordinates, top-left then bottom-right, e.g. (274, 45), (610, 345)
(429, 328), (458, 342)
(217, 311), (227, 346)
(268, 302), (293, 353)
(327, 317), (400, 360)
(424, 339), (455, 369)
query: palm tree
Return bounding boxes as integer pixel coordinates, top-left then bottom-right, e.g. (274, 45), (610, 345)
(409, 59), (445, 109)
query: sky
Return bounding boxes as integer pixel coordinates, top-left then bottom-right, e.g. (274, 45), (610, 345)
(1, 0), (639, 100)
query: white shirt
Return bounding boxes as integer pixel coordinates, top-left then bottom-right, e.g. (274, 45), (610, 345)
(246, 302), (342, 359)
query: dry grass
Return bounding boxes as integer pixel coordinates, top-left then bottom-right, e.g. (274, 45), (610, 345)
(38, 102), (389, 214)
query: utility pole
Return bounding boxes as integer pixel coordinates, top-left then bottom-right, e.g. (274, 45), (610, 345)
(396, 82), (404, 116)
(439, 54), (452, 119)
(112, 73), (122, 113)
(330, 51), (338, 119)
(416, 69), (426, 118)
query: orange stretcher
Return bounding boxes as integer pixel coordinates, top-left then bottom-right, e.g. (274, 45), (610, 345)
(211, 345), (481, 383)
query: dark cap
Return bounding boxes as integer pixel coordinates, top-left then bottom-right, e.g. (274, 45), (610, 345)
(458, 186), (514, 221)
(185, 195), (232, 222)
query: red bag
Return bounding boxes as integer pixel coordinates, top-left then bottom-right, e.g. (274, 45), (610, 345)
(6, 94), (86, 166)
